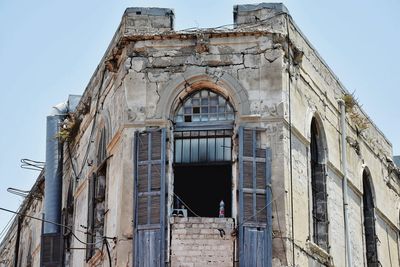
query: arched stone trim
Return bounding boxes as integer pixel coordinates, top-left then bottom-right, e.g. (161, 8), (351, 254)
(362, 167), (376, 205)
(156, 68), (250, 120)
(98, 109), (112, 143)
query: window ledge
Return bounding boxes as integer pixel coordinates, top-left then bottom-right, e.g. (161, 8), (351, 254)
(306, 241), (333, 266)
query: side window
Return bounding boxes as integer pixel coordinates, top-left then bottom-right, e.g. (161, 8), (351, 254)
(64, 179), (74, 258)
(363, 170), (378, 265)
(87, 127), (107, 260)
(310, 118), (329, 250)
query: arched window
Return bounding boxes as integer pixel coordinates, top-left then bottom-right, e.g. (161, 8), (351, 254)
(363, 170), (378, 266)
(310, 118), (329, 250)
(175, 89), (234, 124)
(172, 89), (234, 217)
(87, 127), (107, 260)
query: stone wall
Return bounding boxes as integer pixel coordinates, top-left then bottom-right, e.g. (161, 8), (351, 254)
(1, 4), (398, 267)
(0, 177), (43, 267)
(170, 217), (235, 267)
(286, 13), (400, 267)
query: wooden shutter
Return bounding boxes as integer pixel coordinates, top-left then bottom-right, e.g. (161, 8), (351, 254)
(134, 129), (166, 267)
(40, 233), (63, 267)
(238, 127), (272, 267)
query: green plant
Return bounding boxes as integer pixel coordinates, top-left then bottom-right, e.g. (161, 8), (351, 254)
(341, 92), (369, 133)
(56, 115), (81, 143)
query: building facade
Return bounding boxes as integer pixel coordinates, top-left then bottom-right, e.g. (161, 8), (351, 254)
(1, 3), (400, 267)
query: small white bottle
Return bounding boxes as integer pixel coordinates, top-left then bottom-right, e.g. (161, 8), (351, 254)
(219, 200), (225, 218)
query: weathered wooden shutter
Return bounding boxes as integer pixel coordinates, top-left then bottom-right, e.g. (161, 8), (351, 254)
(134, 129), (166, 267)
(238, 127), (272, 267)
(40, 233), (63, 267)
(86, 173), (95, 260)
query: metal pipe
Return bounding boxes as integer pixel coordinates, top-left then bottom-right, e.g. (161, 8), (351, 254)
(338, 99), (353, 267)
(43, 100), (71, 234)
(43, 112), (66, 234)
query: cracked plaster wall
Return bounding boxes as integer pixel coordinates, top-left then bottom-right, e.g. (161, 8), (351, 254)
(26, 8), (399, 267)
(0, 190), (43, 267)
(285, 17), (400, 267)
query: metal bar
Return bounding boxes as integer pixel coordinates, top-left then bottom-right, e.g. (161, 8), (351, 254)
(160, 128), (166, 266)
(147, 133), (152, 225)
(189, 133), (192, 163)
(338, 99), (353, 267)
(265, 147), (272, 267)
(133, 131), (139, 267)
(238, 126), (244, 264)
(252, 130), (257, 220)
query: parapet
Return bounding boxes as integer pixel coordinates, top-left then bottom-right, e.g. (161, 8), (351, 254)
(123, 7), (174, 34)
(233, 3), (289, 27)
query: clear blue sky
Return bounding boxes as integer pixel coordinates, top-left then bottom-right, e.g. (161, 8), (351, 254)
(0, 1), (399, 238)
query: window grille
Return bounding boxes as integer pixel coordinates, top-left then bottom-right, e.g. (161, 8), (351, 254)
(174, 130), (232, 164)
(363, 171), (379, 265)
(175, 89), (234, 123)
(310, 118), (329, 251)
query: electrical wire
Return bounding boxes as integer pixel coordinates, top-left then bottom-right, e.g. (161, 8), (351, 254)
(172, 192), (201, 218)
(176, 11), (286, 33)
(68, 67), (107, 181)
(104, 238), (112, 267)
(236, 188), (287, 229)
(0, 207), (103, 246)
(0, 212), (17, 241)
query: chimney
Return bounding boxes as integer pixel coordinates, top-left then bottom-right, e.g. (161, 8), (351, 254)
(233, 3), (289, 27)
(123, 7), (174, 34)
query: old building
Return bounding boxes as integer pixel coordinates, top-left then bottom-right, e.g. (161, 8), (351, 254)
(1, 3), (400, 267)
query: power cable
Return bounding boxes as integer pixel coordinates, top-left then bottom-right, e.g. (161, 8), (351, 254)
(176, 11), (286, 33)
(236, 188), (286, 229)
(0, 207), (103, 246)
(172, 192), (201, 218)
(68, 68), (107, 181)
(0, 212), (17, 241)
(104, 238), (112, 267)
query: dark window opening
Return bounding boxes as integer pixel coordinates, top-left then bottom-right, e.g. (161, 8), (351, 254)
(310, 118), (329, 250)
(87, 128), (107, 260)
(173, 89), (234, 219)
(63, 180), (74, 254)
(363, 171), (378, 266)
(173, 164), (231, 217)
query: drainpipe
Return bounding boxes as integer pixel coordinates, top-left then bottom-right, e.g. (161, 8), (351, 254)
(43, 101), (68, 234)
(338, 99), (353, 267)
